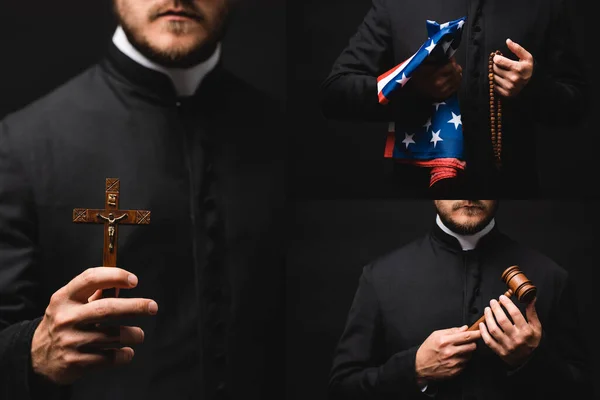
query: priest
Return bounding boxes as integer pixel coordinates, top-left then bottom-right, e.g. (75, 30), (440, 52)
(0, 1), (285, 399)
(328, 200), (591, 399)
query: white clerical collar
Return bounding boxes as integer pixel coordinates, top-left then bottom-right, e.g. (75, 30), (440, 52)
(436, 215), (495, 251)
(112, 26), (221, 97)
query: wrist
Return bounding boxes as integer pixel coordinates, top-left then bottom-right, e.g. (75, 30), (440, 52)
(30, 318), (49, 379)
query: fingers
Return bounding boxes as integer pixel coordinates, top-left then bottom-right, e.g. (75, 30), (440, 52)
(443, 325), (468, 334)
(88, 289), (103, 303)
(492, 63), (511, 80)
(77, 326), (145, 351)
(453, 342), (477, 356)
(65, 267), (138, 302)
(479, 322), (503, 354)
(506, 38), (533, 62)
(93, 347), (135, 367)
(483, 306), (504, 341)
(489, 300), (514, 334)
(63, 347), (135, 372)
(76, 298), (158, 325)
(448, 328), (481, 345)
(525, 297), (542, 330)
(493, 74), (513, 97)
(499, 295), (527, 328)
(492, 54), (518, 71)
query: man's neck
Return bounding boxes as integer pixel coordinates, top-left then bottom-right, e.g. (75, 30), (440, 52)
(112, 26), (221, 97)
(436, 215), (495, 251)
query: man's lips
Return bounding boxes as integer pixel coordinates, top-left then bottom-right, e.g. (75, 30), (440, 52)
(158, 10), (202, 21)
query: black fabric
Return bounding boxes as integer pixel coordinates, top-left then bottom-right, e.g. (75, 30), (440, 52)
(321, 0), (589, 197)
(328, 224), (592, 399)
(0, 41), (285, 400)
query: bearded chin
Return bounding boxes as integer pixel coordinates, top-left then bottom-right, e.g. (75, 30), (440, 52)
(122, 23), (222, 68)
(446, 218), (490, 235)
(440, 208), (495, 235)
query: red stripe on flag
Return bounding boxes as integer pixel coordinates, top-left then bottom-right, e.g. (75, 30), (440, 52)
(394, 158), (466, 187)
(377, 58), (409, 82)
(378, 92), (389, 104)
(384, 130), (395, 158)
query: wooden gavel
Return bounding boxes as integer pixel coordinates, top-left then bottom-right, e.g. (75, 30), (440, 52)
(467, 265), (537, 331)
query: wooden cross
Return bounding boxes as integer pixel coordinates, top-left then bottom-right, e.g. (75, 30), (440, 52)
(73, 178), (151, 297)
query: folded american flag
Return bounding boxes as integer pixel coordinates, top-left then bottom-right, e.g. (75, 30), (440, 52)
(379, 17), (467, 187)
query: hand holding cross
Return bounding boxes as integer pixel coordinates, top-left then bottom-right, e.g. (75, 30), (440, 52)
(73, 178), (150, 297)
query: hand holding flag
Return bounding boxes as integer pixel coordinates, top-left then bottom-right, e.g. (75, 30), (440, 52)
(411, 56), (463, 101)
(379, 17), (468, 187)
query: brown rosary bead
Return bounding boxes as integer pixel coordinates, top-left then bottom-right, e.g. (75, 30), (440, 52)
(489, 50), (503, 168)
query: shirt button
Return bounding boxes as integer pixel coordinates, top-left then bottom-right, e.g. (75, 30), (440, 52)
(470, 307), (479, 314)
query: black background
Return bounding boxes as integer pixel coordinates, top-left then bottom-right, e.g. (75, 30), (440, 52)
(1, 1), (599, 400)
(0, 0), (285, 118)
(286, 200), (599, 400)
(287, 0), (596, 199)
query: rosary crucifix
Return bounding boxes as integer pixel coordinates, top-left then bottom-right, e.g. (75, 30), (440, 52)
(73, 178), (151, 297)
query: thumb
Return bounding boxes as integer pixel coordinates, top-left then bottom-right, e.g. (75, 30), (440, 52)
(506, 38), (533, 62)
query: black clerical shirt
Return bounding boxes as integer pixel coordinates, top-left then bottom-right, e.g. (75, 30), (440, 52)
(0, 41), (285, 400)
(328, 223), (591, 399)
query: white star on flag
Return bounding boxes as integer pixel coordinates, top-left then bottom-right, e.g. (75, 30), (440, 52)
(425, 40), (436, 54)
(457, 20), (465, 29)
(402, 133), (416, 148)
(439, 22), (450, 29)
(430, 130), (443, 148)
(395, 73), (411, 87)
(433, 102), (446, 111)
(423, 118), (432, 131)
(448, 112), (462, 129)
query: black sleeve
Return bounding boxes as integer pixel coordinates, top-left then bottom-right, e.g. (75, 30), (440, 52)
(320, 0), (432, 122)
(516, 0), (590, 126)
(506, 275), (593, 398)
(328, 265), (425, 399)
(0, 121), (66, 399)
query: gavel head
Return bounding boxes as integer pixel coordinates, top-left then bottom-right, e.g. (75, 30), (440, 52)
(501, 265), (537, 303)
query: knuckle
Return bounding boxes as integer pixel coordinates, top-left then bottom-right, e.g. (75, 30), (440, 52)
(441, 348), (451, 359)
(81, 268), (98, 286)
(49, 291), (64, 305)
(82, 267), (97, 279)
(138, 300), (149, 313)
(53, 312), (74, 328)
(62, 351), (79, 368)
(94, 304), (111, 319)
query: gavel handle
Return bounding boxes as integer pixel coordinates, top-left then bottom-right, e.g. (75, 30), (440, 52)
(467, 289), (513, 331)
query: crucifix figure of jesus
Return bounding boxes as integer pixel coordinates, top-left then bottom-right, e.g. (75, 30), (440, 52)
(73, 178), (151, 297)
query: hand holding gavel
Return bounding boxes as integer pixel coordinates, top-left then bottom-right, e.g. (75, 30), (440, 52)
(469, 265), (542, 367)
(468, 265), (536, 331)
